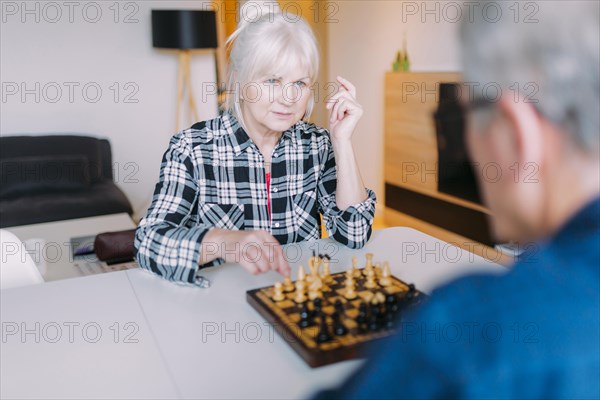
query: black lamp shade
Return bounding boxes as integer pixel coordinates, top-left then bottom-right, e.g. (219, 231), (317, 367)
(152, 10), (217, 49)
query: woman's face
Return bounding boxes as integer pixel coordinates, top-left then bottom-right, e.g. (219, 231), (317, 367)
(241, 65), (311, 135)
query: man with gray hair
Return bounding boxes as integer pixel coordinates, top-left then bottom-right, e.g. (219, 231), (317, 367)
(314, 1), (599, 398)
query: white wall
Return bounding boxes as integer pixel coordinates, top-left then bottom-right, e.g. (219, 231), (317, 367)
(1, 1), (219, 220)
(327, 1), (461, 213)
(2, 0), (461, 221)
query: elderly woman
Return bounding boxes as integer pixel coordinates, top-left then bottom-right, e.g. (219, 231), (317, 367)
(134, 3), (376, 285)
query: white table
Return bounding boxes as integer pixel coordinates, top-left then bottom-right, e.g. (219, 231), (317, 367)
(1, 227), (508, 399)
(0, 271), (180, 399)
(5, 213), (136, 282)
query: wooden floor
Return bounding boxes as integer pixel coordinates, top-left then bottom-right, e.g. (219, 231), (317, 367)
(321, 216), (388, 239)
(384, 208), (513, 266)
(373, 216), (389, 230)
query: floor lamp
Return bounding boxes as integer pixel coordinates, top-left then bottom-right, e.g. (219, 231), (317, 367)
(152, 10), (218, 131)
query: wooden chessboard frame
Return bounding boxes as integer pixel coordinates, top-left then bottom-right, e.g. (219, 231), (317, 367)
(246, 271), (426, 368)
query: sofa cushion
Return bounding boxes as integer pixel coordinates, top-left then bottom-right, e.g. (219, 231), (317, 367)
(0, 135), (111, 182)
(0, 180), (133, 228)
(0, 154), (91, 199)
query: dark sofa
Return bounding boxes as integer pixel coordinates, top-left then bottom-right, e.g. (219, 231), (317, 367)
(0, 135), (133, 228)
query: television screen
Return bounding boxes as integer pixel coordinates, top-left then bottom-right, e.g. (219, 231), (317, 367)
(434, 83), (484, 205)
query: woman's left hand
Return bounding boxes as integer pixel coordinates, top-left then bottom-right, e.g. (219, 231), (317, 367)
(326, 76), (363, 141)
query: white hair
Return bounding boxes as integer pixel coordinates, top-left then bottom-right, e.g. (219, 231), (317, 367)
(222, 1), (320, 129)
(461, 0), (599, 155)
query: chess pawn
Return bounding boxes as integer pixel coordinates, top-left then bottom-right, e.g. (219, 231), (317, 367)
(344, 276), (357, 300)
(309, 257), (320, 283)
(294, 281), (308, 303)
(374, 262), (382, 278)
(306, 259), (314, 283)
(379, 262), (392, 287)
(317, 271), (332, 292)
(297, 265), (306, 283)
(385, 311), (395, 330)
(368, 306), (381, 331)
(272, 282), (285, 302)
(308, 288), (323, 300)
(345, 270), (353, 280)
(344, 286), (357, 300)
(309, 275), (323, 294)
(363, 253), (374, 276)
(365, 253), (374, 269)
(299, 303), (313, 328)
(334, 299), (345, 315)
(357, 302), (368, 324)
(332, 311), (348, 336)
(316, 313), (333, 343)
(322, 259), (333, 284)
(386, 293), (400, 314)
(351, 257), (361, 278)
(283, 276), (294, 292)
(361, 291), (374, 304)
(364, 269), (377, 289)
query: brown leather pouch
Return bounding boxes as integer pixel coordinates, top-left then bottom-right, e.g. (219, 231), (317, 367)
(94, 229), (136, 264)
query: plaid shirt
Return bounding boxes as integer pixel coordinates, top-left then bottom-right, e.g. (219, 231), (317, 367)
(134, 112), (376, 284)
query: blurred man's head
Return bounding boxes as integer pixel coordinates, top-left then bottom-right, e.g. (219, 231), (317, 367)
(460, 1), (600, 244)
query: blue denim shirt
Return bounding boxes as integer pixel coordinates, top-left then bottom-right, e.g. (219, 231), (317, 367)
(314, 197), (600, 399)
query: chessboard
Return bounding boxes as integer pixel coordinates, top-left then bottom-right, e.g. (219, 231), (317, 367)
(246, 253), (426, 368)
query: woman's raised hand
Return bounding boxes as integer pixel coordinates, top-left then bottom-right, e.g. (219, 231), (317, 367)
(326, 76), (364, 142)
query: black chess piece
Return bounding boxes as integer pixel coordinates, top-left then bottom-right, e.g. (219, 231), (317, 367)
(369, 305), (381, 331)
(313, 297), (322, 311)
(316, 314), (333, 343)
(406, 283), (419, 304)
(334, 299), (345, 315)
(356, 303), (369, 333)
(386, 293), (399, 314)
(378, 303), (386, 323)
(368, 314), (380, 331)
(407, 283), (417, 298)
(398, 293), (409, 308)
(385, 311), (395, 329)
(332, 311), (348, 336)
(312, 297), (322, 318)
(299, 303), (314, 328)
(357, 302), (368, 324)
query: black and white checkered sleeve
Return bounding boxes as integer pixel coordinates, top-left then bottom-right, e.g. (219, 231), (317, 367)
(134, 132), (219, 283)
(316, 135), (377, 249)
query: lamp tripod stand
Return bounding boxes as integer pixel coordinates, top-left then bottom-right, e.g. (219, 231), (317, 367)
(175, 50), (199, 132)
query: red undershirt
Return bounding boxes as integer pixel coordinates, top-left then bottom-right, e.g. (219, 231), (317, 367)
(265, 172), (271, 218)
